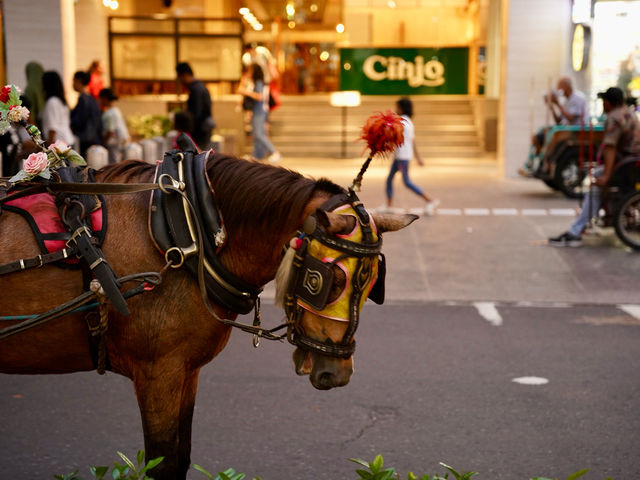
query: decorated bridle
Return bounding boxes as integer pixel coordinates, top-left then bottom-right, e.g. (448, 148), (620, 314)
(185, 110), (404, 358)
(282, 188), (385, 358)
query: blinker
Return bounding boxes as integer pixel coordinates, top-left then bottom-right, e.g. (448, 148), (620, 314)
(367, 254), (386, 305)
(293, 254), (334, 311)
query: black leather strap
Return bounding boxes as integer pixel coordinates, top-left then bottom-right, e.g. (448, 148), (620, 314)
(0, 247), (76, 276)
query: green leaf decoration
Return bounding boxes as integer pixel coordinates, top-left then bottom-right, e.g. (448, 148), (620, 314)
(38, 167), (51, 180)
(137, 450), (145, 467)
(8, 169), (29, 183)
(66, 149), (87, 166)
(8, 87), (21, 105)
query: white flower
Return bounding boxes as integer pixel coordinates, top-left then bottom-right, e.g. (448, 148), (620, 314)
(7, 105), (29, 122)
(0, 119), (9, 135)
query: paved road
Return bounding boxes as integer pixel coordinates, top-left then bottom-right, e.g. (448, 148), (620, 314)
(1, 303), (639, 479)
(1, 162), (640, 479)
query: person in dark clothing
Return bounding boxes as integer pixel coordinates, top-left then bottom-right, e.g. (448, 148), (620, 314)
(176, 62), (215, 150)
(70, 70), (102, 157)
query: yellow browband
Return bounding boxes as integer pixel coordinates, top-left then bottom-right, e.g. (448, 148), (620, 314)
(297, 204), (379, 322)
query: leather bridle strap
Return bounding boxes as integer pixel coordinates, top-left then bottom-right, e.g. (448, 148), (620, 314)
(0, 182), (160, 206)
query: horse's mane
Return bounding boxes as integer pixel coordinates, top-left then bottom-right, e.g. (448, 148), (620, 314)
(95, 154), (344, 243)
(97, 159), (156, 183)
(206, 153), (343, 240)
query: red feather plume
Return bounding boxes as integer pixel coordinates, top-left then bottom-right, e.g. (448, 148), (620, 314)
(360, 110), (404, 156)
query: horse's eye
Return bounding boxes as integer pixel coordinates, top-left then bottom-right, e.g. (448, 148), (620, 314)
(328, 265), (347, 303)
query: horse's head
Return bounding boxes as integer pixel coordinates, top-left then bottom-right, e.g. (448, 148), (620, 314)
(276, 191), (417, 390)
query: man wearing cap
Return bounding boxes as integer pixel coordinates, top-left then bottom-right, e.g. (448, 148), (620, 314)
(549, 86), (640, 247)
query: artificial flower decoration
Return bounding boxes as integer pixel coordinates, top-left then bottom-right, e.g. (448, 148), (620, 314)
(0, 84), (27, 135)
(0, 84), (86, 184)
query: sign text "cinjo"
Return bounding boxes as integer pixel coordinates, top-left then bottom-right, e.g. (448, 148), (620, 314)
(362, 55), (445, 87)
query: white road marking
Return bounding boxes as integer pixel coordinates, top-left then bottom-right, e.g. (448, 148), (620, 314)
(549, 208), (576, 216)
(437, 208), (463, 215)
(512, 376), (549, 386)
(473, 302), (503, 326)
(492, 208), (518, 216)
(618, 304), (640, 320)
(522, 209), (548, 216)
(464, 208), (491, 216)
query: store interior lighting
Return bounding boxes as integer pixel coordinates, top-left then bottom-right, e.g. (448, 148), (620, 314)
(238, 6), (263, 31)
(102, 0), (118, 9)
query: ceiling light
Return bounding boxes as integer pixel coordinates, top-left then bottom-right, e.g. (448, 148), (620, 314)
(320, 51), (330, 61)
(103, 0), (110, 6)
(110, 0), (119, 9)
(286, 3), (295, 16)
(288, 21), (296, 29)
(239, 7), (249, 15)
(336, 23), (345, 33)
(388, 0), (396, 7)
(310, 3), (318, 12)
(254, 24), (263, 31)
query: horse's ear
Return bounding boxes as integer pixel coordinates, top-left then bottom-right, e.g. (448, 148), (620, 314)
(371, 213), (419, 233)
(316, 209), (355, 235)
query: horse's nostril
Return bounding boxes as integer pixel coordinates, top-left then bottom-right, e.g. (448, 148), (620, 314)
(318, 371), (333, 385)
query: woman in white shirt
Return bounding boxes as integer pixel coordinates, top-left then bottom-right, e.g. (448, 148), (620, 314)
(41, 71), (75, 147)
(383, 97), (439, 215)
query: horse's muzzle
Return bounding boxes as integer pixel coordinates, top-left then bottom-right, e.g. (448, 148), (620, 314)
(293, 348), (353, 390)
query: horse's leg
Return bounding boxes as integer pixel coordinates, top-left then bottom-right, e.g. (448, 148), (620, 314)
(132, 362), (200, 480)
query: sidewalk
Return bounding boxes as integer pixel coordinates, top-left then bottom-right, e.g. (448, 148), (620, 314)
(262, 157), (640, 305)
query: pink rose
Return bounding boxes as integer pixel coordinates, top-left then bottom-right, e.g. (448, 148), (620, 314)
(23, 152), (49, 175)
(49, 140), (71, 155)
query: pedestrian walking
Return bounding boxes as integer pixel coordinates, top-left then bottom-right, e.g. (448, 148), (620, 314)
(41, 70), (75, 147)
(23, 61), (45, 127)
(176, 62), (215, 151)
(71, 70), (103, 157)
(236, 63), (281, 162)
(98, 88), (130, 164)
(381, 97), (439, 215)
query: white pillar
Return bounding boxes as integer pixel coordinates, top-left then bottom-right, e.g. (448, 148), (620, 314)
(501, 0), (572, 177)
(3, 0), (76, 100)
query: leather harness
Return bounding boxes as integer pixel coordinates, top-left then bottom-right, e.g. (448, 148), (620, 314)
(0, 140), (386, 366)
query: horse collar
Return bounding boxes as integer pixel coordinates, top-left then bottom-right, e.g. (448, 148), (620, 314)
(148, 149), (262, 315)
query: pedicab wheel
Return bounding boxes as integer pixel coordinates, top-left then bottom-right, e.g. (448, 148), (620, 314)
(554, 148), (587, 199)
(613, 190), (640, 251)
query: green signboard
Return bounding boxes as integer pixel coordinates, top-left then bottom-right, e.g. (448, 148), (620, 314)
(339, 47), (469, 95)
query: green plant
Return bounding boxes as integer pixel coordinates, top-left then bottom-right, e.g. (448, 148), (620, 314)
(54, 450), (163, 480)
(126, 114), (172, 139)
(191, 463), (262, 480)
(349, 455), (477, 480)
(532, 469), (594, 480)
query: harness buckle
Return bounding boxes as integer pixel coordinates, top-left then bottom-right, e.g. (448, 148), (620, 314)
(165, 243), (198, 268)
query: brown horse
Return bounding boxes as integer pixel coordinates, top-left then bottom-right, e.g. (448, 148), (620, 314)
(0, 153), (416, 479)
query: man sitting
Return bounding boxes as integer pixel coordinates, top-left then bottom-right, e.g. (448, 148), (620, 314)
(548, 87), (640, 247)
(519, 76), (589, 177)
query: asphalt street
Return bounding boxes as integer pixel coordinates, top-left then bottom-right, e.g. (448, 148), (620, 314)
(1, 160), (639, 479)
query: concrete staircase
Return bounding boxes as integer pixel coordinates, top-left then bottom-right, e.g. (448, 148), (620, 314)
(254, 95), (485, 160)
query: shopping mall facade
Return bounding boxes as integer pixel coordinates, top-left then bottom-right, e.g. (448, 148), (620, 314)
(1, 0), (639, 175)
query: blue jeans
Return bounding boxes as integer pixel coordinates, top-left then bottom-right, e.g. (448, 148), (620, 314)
(251, 107), (276, 159)
(569, 166), (603, 237)
(386, 159), (424, 199)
